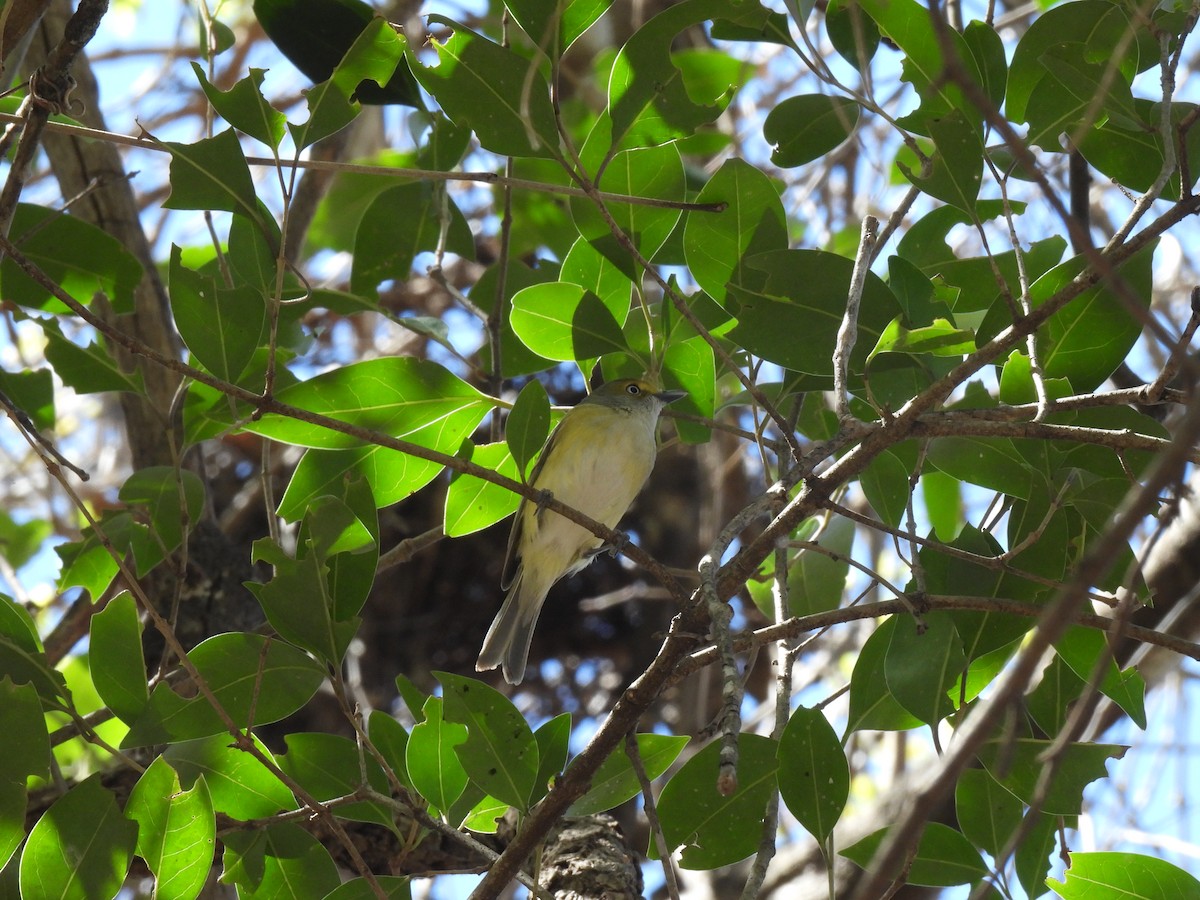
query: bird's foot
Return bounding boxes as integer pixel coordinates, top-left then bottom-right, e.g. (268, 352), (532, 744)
(597, 531), (631, 559)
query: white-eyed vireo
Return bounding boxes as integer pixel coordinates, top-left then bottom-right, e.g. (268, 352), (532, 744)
(477, 378), (685, 683)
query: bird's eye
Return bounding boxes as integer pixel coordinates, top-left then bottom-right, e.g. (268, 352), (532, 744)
(626, 383), (641, 395)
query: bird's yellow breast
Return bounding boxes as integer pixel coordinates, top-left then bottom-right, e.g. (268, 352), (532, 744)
(513, 402), (659, 583)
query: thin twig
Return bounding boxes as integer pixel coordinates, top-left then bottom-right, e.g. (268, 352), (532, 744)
(834, 216), (878, 422)
(739, 538), (794, 900)
(672, 592), (1200, 683)
(1143, 287), (1200, 403)
(993, 158), (1048, 421)
(626, 731), (681, 900)
(0, 388), (89, 479)
(0, 111), (726, 212)
(1104, 31), (1184, 252)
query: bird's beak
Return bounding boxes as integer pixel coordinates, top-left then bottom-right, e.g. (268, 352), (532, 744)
(656, 389), (687, 404)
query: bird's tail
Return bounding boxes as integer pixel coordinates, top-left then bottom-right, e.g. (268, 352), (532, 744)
(476, 573), (542, 684)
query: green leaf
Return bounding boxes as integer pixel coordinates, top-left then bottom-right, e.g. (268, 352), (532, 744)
(763, 94), (859, 167)
(777, 707), (848, 842)
(857, 0), (981, 131)
(395, 675), (428, 724)
(887, 254), (945, 327)
(298, 476), (378, 625)
(89, 593), (148, 724)
(249, 357), (492, 449)
(661, 335), (715, 444)
(278, 446), (442, 519)
(728, 248), (901, 376)
(827, 0), (879, 71)
(118, 466), (206, 555)
(505, 0), (613, 54)
(1058, 407), (1167, 481)
(793, 515), (854, 617)
(437, 672), (540, 812)
(221, 823), (339, 898)
(248, 537), (356, 665)
(368, 711), (410, 790)
(1078, 100), (1200, 200)
(1006, 1), (1142, 124)
(510, 282), (631, 361)
(655, 734), (779, 869)
(0, 204), (143, 313)
(560, 236), (636, 314)
(1048, 851), (1200, 899)
(165, 733), (296, 819)
(123, 633), (325, 746)
(0, 678), (48, 868)
(859, 443), (915, 528)
(254, 0), (421, 107)
(289, 79), (357, 150)
(285, 16), (418, 148)
(161, 129), (267, 229)
(444, 442), (522, 537)
(19, 775), (137, 900)
(126, 757), (216, 900)
(926, 436), (1034, 499)
(406, 697), (469, 816)
(962, 20), (1006, 111)
(569, 734), (688, 816)
(532, 713), (571, 803)
(1033, 242), (1154, 392)
(55, 533), (118, 604)
(1025, 43), (1139, 151)
(351, 182), (474, 298)
(0, 595), (69, 704)
(192, 64), (286, 148)
(956, 768), (1023, 860)
(846, 617), (922, 734)
(170, 246), (266, 382)
(607, 0), (745, 154)
(0, 677), (49, 785)
(475, 260), (557, 377)
(458, 792), (506, 835)
(571, 142), (686, 270)
(751, 515), (854, 619)
(683, 158), (787, 303)
(937, 238), (1067, 327)
(1026, 654), (1084, 737)
(327, 15), (406, 101)
(899, 110), (983, 212)
(920, 526), (1033, 661)
(0, 369), (53, 434)
(840, 822), (987, 887)
(410, 19), (559, 159)
(884, 612), (965, 726)
(977, 740), (1125, 815)
(40, 319), (143, 395)
(506, 379), (551, 479)
(414, 111), (472, 172)
(0, 779), (26, 873)
(710, 6), (795, 47)
(869, 316), (975, 361)
(277, 733), (394, 830)
(1054, 627), (1146, 729)
(1019, 811), (1064, 898)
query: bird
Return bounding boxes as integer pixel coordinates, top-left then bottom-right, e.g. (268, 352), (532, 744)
(477, 378), (686, 683)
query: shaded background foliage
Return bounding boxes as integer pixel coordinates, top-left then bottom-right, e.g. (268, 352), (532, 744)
(1, 0), (1200, 898)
